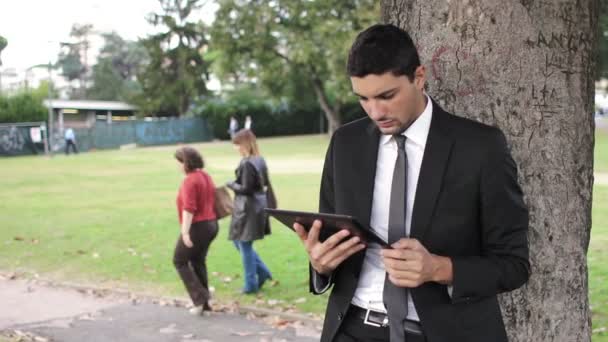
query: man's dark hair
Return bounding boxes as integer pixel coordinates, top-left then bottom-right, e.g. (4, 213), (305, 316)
(347, 24), (420, 80)
(174, 146), (204, 172)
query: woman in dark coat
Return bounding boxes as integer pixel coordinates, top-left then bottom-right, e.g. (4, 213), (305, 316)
(226, 129), (273, 294)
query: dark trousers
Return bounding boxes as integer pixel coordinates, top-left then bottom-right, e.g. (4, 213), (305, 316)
(65, 139), (78, 154)
(173, 220), (218, 306)
(334, 307), (427, 342)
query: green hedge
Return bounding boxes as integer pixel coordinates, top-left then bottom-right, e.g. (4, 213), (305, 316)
(0, 92), (48, 124)
(192, 94), (366, 139)
(193, 100), (319, 139)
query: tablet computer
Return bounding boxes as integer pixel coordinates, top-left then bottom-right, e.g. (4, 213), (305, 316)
(265, 208), (390, 248)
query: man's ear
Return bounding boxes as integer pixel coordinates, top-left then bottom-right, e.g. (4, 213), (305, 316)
(414, 65), (426, 90)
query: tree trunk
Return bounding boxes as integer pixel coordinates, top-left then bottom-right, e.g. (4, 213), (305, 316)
(311, 74), (341, 134)
(381, 1), (597, 341)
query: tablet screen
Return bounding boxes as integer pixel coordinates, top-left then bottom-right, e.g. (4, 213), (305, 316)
(265, 208), (390, 248)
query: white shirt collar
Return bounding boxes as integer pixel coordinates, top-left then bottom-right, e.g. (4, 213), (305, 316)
(380, 94), (433, 148)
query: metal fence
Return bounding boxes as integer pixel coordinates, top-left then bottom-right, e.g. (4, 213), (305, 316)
(0, 122), (47, 156)
(0, 117), (213, 156)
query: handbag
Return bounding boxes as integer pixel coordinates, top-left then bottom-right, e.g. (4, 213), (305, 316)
(214, 186), (233, 219)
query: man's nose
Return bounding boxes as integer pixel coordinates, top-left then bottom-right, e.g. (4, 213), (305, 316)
(367, 101), (385, 119)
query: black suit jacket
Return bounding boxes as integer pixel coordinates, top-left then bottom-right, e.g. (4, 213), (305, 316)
(312, 101), (529, 342)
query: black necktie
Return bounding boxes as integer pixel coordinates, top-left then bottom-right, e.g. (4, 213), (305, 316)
(383, 134), (409, 341)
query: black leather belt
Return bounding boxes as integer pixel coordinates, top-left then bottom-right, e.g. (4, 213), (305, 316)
(349, 305), (423, 336)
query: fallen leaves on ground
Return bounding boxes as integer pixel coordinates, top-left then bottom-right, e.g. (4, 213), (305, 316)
(159, 323), (179, 334)
(267, 299), (285, 306)
(11, 236), (41, 245)
(3, 330), (50, 342)
(0, 272), (18, 280)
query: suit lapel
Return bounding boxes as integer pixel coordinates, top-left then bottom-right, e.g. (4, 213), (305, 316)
(357, 121), (381, 228)
(410, 103), (454, 240)
(345, 120), (381, 280)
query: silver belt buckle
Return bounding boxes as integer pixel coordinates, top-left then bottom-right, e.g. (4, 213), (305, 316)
(363, 308), (389, 327)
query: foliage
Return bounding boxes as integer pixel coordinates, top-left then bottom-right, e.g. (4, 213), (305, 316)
(87, 32), (148, 102)
(192, 86), (325, 139)
(0, 35), (6, 66)
(599, 0), (608, 80)
(192, 84), (366, 139)
(57, 49), (83, 81)
(55, 23), (95, 99)
(0, 83), (49, 123)
(209, 0), (377, 131)
(135, 0), (210, 116)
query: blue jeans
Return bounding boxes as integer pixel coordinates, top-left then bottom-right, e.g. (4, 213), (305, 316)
(233, 240), (272, 293)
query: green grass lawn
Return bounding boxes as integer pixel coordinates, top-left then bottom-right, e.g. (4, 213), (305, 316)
(591, 184), (608, 341)
(0, 131), (606, 339)
(0, 135), (331, 314)
(597, 128), (608, 173)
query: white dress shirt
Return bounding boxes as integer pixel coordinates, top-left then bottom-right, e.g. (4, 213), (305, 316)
(350, 95), (433, 321)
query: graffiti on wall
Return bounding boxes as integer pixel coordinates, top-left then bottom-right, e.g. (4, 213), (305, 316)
(0, 126), (26, 154)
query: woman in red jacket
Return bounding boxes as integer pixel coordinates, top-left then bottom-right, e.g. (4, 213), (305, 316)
(174, 146), (218, 315)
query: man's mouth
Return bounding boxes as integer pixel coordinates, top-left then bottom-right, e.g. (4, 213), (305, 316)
(377, 119), (395, 128)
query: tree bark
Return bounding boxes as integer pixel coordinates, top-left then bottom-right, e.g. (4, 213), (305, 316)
(311, 74), (341, 134)
(381, 1), (598, 341)
(274, 52), (342, 134)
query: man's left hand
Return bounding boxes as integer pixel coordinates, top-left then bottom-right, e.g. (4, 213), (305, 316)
(381, 238), (450, 288)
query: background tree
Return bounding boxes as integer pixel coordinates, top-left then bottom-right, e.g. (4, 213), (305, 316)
(56, 23), (95, 99)
(598, 0), (608, 81)
(381, 0), (597, 341)
(87, 32), (148, 101)
(0, 82), (53, 123)
(136, 0), (210, 116)
(210, 0), (377, 133)
(0, 35), (7, 66)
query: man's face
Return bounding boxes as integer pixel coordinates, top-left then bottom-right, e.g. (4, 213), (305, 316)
(350, 67), (426, 135)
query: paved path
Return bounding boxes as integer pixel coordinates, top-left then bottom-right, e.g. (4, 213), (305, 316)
(0, 278), (321, 342)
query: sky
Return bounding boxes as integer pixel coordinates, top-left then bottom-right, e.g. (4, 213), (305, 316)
(0, 0), (217, 73)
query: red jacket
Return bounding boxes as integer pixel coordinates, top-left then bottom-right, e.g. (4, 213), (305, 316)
(176, 170), (216, 224)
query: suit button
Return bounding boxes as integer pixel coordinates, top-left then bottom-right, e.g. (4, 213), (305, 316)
(337, 313), (343, 321)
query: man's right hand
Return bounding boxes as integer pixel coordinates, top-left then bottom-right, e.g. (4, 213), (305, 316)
(294, 219), (366, 275)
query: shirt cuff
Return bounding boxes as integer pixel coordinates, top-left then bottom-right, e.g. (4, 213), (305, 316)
(312, 270), (333, 294)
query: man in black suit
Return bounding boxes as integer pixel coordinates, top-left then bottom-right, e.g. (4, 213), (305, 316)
(294, 24), (529, 342)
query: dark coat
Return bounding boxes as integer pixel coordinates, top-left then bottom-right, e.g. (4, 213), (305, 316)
(313, 100), (530, 342)
(227, 156), (271, 241)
